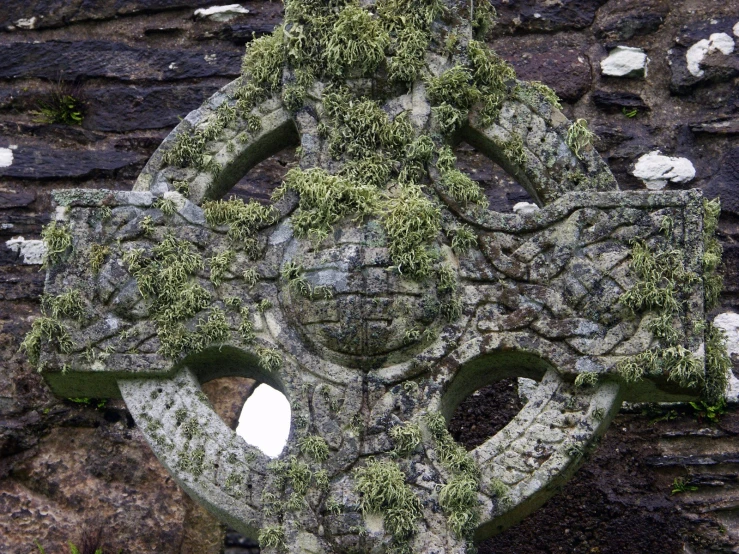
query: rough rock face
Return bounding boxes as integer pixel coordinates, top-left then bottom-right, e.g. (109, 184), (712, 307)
(0, 1), (738, 554)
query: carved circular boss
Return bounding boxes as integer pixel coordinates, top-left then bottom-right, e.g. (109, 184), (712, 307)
(31, 2), (721, 553)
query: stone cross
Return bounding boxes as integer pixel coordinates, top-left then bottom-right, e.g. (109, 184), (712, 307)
(28, 1), (724, 552)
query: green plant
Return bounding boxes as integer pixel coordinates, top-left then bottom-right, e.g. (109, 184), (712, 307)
(256, 347), (282, 372)
(354, 458), (423, 543)
(89, 244), (110, 274)
(690, 399), (727, 423)
(21, 317), (74, 367)
(574, 372), (599, 388)
(44, 289), (85, 321)
(209, 250), (235, 287)
(258, 525), (286, 550)
(438, 474), (479, 538)
(299, 434), (330, 462)
(622, 107), (638, 118)
(566, 119), (596, 160)
(325, 4), (389, 77)
(671, 477), (697, 494)
(41, 221), (73, 268)
(34, 80), (85, 125)
(389, 421), (422, 456)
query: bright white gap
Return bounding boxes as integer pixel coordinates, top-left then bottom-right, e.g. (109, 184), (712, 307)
(235, 383), (291, 458)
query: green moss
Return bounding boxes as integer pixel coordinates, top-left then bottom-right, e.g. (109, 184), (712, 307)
(241, 29), (286, 92)
(467, 40), (515, 127)
(382, 184), (441, 280)
(438, 474), (479, 538)
(243, 268), (260, 288)
(389, 421), (422, 456)
(193, 308), (230, 349)
(437, 264), (457, 293)
(155, 197), (177, 216)
(388, 26), (428, 84)
(325, 5), (389, 77)
(438, 168), (488, 208)
(209, 250), (235, 287)
(515, 81), (562, 110)
(258, 525), (286, 550)
(45, 289), (85, 321)
(274, 168), (379, 245)
(427, 66), (479, 110)
(432, 103), (466, 135)
(41, 221), (73, 268)
(566, 118), (596, 160)
(286, 456), (312, 495)
(703, 199), (724, 309)
(282, 83), (307, 113)
(704, 322), (730, 405)
(354, 458), (422, 542)
(202, 197), (277, 243)
(299, 434), (330, 462)
(21, 317), (74, 367)
(89, 244), (110, 274)
(257, 347), (282, 372)
(471, 0), (497, 38)
(449, 225), (477, 254)
(574, 372), (599, 388)
(499, 134), (526, 166)
(314, 468), (330, 491)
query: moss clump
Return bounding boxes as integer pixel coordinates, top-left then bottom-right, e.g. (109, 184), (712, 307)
(388, 27), (428, 84)
(258, 525), (286, 550)
(209, 250), (235, 287)
(354, 458), (423, 543)
(435, 148), (487, 208)
(21, 317), (74, 367)
(703, 198), (723, 309)
(427, 65), (479, 134)
(467, 40), (516, 127)
(382, 184), (441, 280)
(89, 244), (109, 274)
(566, 118), (596, 160)
(574, 372), (599, 388)
(449, 225), (477, 254)
(155, 197), (177, 216)
(299, 434), (330, 462)
(471, 0), (497, 38)
(704, 322), (730, 405)
(44, 289), (85, 321)
(274, 168), (379, 245)
(325, 5), (389, 77)
(202, 197), (277, 243)
(241, 29), (286, 92)
(389, 421), (422, 456)
(438, 474), (479, 538)
(516, 81), (562, 110)
(41, 221), (73, 268)
(257, 347), (282, 372)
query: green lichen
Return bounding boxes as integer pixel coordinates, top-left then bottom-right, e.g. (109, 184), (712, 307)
(574, 372), (599, 388)
(354, 458), (423, 543)
(325, 5), (389, 77)
(257, 347), (282, 372)
(449, 225), (477, 254)
(703, 198), (724, 310)
(41, 221), (73, 268)
(45, 289), (85, 321)
(258, 525), (286, 550)
(438, 473), (479, 538)
(704, 322), (731, 405)
(21, 317), (74, 367)
(299, 434), (330, 462)
(89, 244), (110, 274)
(566, 119), (596, 160)
(209, 250), (235, 287)
(389, 421), (422, 456)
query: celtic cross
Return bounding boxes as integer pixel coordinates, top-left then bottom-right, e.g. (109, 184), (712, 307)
(27, 1), (727, 552)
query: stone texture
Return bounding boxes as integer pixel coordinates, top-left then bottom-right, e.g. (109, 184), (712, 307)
(492, 0), (609, 33)
(600, 46), (649, 78)
(0, 0), (738, 552)
(594, 0), (670, 41)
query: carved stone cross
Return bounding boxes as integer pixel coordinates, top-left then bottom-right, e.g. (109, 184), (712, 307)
(28, 1), (724, 552)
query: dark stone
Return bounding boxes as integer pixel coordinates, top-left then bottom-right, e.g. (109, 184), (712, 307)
(0, 212), (47, 238)
(0, 190), (35, 210)
(0, 0), (216, 30)
(690, 118), (739, 135)
(594, 0), (669, 42)
(492, 0), (609, 33)
(83, 83), (225, 132)
(592, 90), (649, 112)
(0, 41), (241, 82)
(0, 266), (44, 300)
(723, 244), (739, 295)
(210, 22), (280, 45)
(703, 148), (739, 218)
(668, 19), (739, 95)
(0, 141), (145, 180)
(494, 40), (593, 102)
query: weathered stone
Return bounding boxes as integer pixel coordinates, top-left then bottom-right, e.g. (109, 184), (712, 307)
(0, 41), (241, 82)
(0, 142), (145, 179)
(493, 0), (609, 33)
(704, 148), (739, 217)
(84, 84), (225, 132)
(601, 46), (649, 78)
(592, 90), (649, 112)
(594, 0), (670, 41)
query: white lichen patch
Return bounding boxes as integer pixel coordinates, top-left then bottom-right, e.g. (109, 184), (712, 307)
(600, 46), (649, 78)
(5, 237), (46, 265)
(513, 202), (540, 215)
(0, 147), (13, 168)
(633, 151), (696, 190)
(194, 4), (249, 22)
(15, 17), (37, 29)
(734, 22), (739, 38)
(686, 33), (736, 77)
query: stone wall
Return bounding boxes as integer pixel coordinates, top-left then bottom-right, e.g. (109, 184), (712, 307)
(0, 1), (737, 553)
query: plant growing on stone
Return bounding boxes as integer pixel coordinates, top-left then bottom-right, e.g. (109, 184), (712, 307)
(89, 244), (110, 274)
(299, 434), (330, 462)
(258, 525), (286, 550)
(41, 221), (73, 268)
(566, 119), (596, 160)
(34, 79), (86, 125)
(389, 421), (422, 456)
(257, 347), (282, 372)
